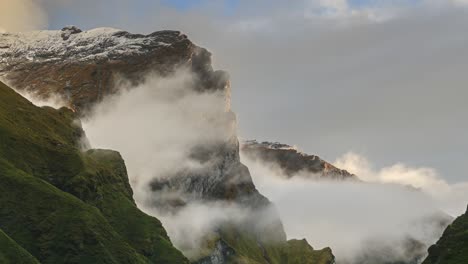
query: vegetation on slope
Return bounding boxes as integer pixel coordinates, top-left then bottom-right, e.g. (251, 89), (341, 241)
(0, 81), (188, 263)
(422, 206), (468, 264)
(0, 228), (40, 264)
(194, 226), (334, 264)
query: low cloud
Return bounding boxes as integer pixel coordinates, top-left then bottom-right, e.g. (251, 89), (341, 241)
(81, 68), (251, 258)
(335, 152), (468, 216)
(142, 201), (250, 259)
(13, 88), (68, 109)
(241, 152), (457, 263)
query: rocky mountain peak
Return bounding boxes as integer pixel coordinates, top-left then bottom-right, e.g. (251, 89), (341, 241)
(0, 27), (187, 64)
(0, 27), (228, 113)
(60, 25), (82, 40)
(0, 27), (335, 263)
(242, 140), (357, 180)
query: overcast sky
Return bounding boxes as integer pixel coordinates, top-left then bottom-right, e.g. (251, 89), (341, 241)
(3, 0), (467, 183)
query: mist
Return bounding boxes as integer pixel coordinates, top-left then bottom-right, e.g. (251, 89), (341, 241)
(0, 0), (47, 32)
(142, 200), (250, 259)
(81, 68), (251, 258)
(334, 152), (468, 216)
(12, 88), (68, 109)
(242, 156), (448, 263)
(241, 150), (467, 263)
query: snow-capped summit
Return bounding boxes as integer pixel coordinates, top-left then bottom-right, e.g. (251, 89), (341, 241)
(0, 26), (226, 112)
(0, 26), (187, 67)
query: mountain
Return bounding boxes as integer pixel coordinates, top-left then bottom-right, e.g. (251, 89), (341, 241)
(422, 205), (468, 264)
(0, 81), (188, 263)
(0, 26), (228, 113)
(0, 27), (334, 264)
(241, 140), (357, 180)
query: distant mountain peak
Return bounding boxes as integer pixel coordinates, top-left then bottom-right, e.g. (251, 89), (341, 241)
(242, 140), (358, 181)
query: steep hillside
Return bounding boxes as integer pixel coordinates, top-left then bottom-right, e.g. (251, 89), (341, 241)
(241, 140), (357, 180)
(0, 81), (188, 263)
(0, 229), (40, 264)
(422, 206), (468, 264)
(192, 227), (334, 264)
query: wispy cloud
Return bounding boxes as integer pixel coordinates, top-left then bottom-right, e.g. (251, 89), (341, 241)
(242, 151), (451, 264)
(335, 152), (468, 216)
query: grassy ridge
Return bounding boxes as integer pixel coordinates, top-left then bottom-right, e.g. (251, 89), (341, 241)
(0, 228), (40, 264)
(422, 207), (468, 264)
(0, 81), (187, 263)
(194, 226), (334, 264)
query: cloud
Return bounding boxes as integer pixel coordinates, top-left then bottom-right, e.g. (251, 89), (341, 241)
(241, 152), (453, 263)
(334, 152), (468, 216)
(81, 68), (262, 259)
(13, 89), (68, 109)
(0, 0), (48, 32)
(1, 77), (68, 109)
(304, 0), (395, 22)
(83, 68), (230, 194)
(141, 201), (250, 259)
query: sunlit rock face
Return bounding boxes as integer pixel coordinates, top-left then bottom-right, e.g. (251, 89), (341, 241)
(0, 26), (228, 113)
(241, 140), (358, 181)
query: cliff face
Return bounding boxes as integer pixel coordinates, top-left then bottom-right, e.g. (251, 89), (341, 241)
(0, 81), (188, 263)
(422, 206), (468, 264)
(0, 27), (333, 263)
(0, 26), (228, 113)
(241, 140), (357, 181)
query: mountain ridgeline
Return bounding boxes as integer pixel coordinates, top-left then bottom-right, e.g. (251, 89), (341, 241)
(241, 140), (357, 181)
(0, 27), (335, 264)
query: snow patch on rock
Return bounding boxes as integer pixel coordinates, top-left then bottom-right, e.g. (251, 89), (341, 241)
(0, 26), (186, 68)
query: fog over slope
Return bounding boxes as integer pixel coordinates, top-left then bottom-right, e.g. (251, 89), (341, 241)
(241, 150), (461, 263)
(81, 70), (242, 257)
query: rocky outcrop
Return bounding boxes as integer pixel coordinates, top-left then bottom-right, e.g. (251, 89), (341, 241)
(241, 140), (357, 181)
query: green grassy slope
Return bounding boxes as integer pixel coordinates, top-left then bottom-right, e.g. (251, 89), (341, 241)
(285, 239), (334, 264)
(0, 228), (40, 264)
(422, 207), (468, 264)
(194, 227), (334, 264)
(0, 81), (188, 263)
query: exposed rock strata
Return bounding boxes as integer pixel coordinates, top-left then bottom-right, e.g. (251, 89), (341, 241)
(241, 140), (357, 180)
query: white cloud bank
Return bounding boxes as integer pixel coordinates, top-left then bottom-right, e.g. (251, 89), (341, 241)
(242, 151), (466, 263)
(335, 152), (468, 216)
(81, 69), (249, 259)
